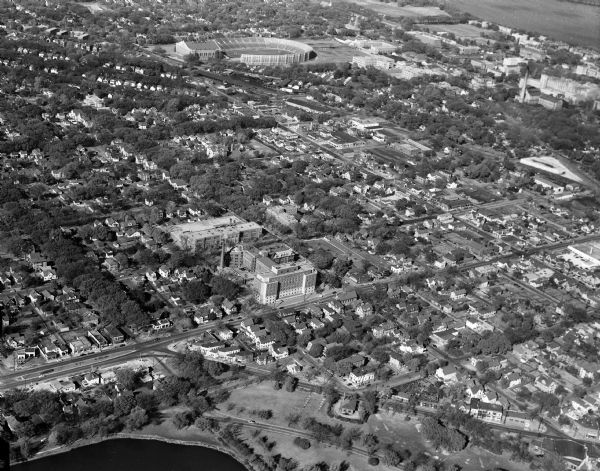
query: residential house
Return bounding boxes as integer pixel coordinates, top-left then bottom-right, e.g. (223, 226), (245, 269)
(356, 302), (374, 319)
(436, 365), (459, 382)
(534, 375), (558, 393)
(469, 398), (503, 423)
(348, 368), (375, 387)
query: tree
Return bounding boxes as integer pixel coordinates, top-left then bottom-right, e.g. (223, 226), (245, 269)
(182, 280), (211, 303)
(155, 376), (192, 406)
(126, 406), (149, 430)
(176, 352), (207, 385)
(50, 423), (82, 445)
(382, 447), (402, 466)
(173, 410), (196, 429)
(206, 360), (226, 377)
(309, 249), (334, 270)
(284, 376), (299, 392)
(116, 367), (140, 390)
(17, 437), (32, 460)
(211, 276), (240, 299)
(136, 392), (158, 413)
(114, 391), (136, 417)
(195, 416), (219, 432)
(293, 437), (311, 449)
(362, 390), (378, 415)
(308, 342), (324, 357)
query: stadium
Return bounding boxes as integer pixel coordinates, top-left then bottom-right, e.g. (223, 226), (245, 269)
(175, 37), (314, 65)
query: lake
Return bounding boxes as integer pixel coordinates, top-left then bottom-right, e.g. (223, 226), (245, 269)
(450, 0), (600, 48)
(13, 438), (248, 471)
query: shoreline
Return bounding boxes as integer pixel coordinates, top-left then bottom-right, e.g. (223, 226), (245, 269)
(14, 430), (249, 471)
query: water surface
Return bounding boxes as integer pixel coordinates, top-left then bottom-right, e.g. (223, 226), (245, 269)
(14, 438), (247, 471)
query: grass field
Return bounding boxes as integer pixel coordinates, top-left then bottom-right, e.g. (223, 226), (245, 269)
(302, 39), (367, 64)
(395, 5), (450, 17)
(339, 0), (448, 18)
(220, 383), (327, 426)
(243, 429), (398, 471)
(422, 23), (487, 38)
(227, 48), (291, 57)
(221, 385), (531, 470)
(304, 238), (347, 257)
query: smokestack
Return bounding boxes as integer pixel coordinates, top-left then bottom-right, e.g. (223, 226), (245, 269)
(519, 66), (529, 103)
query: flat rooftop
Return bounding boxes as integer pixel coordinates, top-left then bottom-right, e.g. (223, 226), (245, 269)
(256, 257), (316, 280)
(170, 216), (261, 239)
(569, 241), (600, 261)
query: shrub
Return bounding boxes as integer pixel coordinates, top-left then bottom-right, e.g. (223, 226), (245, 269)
(293, 437), (311, 450)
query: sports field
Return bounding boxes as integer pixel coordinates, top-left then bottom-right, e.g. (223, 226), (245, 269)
(227, 48), (290, 57)
(422, 23), (487, 38)
(302, 39), (368, 64)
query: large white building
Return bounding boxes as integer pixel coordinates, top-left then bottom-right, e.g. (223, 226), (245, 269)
(563, 242), (600, 270)
(352, 55), (395, 70)
(253, 256), (316, 305)
(175, 37), (313, 66)
(348, 39), (397, 54)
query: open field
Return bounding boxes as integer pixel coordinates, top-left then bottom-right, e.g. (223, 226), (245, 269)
(221, 383), (328, 426)
(339, 0), (448, 17)
(520, 156), (584, 183)
(421, 23), (488, 38)
(367, 412), (427, 453)
(395, 5), (450, 17)
(450, 0), (600, 49)
(304, 238), (348, 257)
(242, 429), (397, 471)
(302, 39), (367, 64)
(441, 447), (533, 471)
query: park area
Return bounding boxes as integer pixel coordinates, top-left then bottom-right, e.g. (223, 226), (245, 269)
(217, 383), (533, 470)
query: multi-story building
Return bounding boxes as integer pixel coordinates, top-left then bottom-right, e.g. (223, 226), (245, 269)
(469, 398), (503, 423)
(351, 55), (395, 70)
(348, 39), (397, 54)
(254, 257), (317, 304)
(227, 243), (316, 304)
(169, 215), (262, 251)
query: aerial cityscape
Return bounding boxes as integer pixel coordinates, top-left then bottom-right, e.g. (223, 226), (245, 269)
(0, 0), (598, 470)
